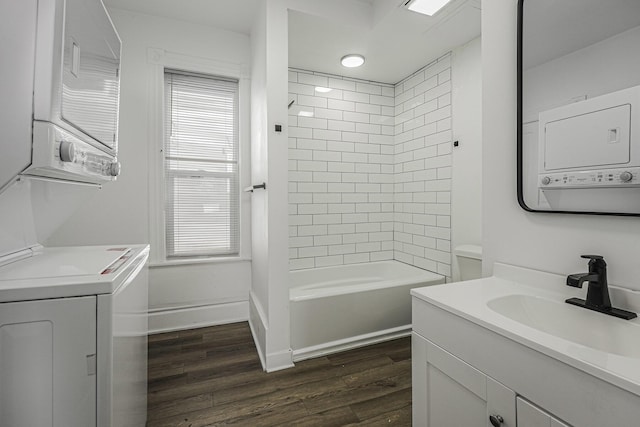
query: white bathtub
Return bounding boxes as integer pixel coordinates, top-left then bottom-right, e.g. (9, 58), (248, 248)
(290, 260), (444, 361)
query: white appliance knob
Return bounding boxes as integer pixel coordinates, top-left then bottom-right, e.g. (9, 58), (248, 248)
(59, 140), (76, 162)
(541, 176), (551, 185)
(109, 161), (121, 177)
(620, 171), (633, 182)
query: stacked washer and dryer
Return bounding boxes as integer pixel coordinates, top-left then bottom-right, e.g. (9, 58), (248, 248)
(0, 1), (148, 426)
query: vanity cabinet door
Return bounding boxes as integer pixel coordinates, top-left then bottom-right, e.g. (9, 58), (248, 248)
(517, 397), (571, 427)
(412, 332), (516, 426)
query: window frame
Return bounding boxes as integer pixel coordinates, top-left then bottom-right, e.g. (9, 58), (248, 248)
(163, 70), (240, 258)
(147, 48), (251, 265)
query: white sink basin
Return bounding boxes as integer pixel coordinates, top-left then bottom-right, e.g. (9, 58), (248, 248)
(487, 294), (640, 359)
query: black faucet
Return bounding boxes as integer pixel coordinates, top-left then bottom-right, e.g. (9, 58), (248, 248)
(565, 255), (636, 320)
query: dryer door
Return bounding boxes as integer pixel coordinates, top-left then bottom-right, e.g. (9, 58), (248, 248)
(61, 0), (120, 153)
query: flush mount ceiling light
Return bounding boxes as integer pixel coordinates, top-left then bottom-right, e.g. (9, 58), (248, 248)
(315, 86), (332, 93)
(405, 0), (452, 16)
(340, 54), (365, 68)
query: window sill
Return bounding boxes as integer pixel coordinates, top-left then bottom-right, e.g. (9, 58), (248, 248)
(149, 256), (251, 268)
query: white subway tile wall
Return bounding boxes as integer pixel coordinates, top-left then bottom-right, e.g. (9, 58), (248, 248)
(288, 69), (395, 270)
(288, 54), (452, 278)
(394, 54), (452, 278)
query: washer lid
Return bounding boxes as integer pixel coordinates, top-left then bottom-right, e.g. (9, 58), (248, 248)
(0, 246), (130, 281)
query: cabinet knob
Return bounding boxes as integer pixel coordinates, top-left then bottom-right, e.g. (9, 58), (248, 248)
(489, 414), (504, 426)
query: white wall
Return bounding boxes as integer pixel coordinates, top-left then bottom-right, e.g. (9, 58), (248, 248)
(451, 37), (482, 281)
(249, 0), (293, 372)
(249, 0), (269, 366)
(46, 8), (253, 333)
(483, 0), (640, 292)
(264, 0), (292, 371)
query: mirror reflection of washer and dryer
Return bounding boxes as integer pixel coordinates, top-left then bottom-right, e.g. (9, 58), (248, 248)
(518, 0), (640, 215)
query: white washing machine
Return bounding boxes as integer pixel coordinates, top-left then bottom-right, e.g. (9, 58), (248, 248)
(0, 244), (149, 427)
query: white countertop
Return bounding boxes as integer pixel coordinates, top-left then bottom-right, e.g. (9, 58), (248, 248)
(411, 263), (640, 397)
(0, 244), (149, 302)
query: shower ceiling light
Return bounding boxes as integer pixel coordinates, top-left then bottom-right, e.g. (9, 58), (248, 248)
(341, 54), (365, 68)
(406, 0), (452, 16)
(315, 86), (332, 93)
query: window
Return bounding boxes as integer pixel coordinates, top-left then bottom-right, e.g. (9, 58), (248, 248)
(163, 70), (239, 258)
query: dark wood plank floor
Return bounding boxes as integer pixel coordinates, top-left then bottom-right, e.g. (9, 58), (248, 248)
(147, 322), (412, 426)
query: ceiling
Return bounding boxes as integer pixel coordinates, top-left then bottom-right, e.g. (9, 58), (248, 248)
(289, 0), (481, 84)
(103, 0), (261, 35)
(103, 0), (481, 85)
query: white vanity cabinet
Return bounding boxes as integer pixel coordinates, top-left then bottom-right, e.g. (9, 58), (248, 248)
(0, 296), (97, 427)
(412, 332), (516, 426)
(413, 331), (572, 427)
(517, 398), (570, 427)
(411, 264), (640, 427)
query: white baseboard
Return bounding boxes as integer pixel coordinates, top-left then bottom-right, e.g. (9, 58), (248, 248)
(247, 293), (294, 372)
(148, 301), (248, 334)
(265, 349), (294, 372)
(248, 294), (267, 370)
(292, 325), (412, 362)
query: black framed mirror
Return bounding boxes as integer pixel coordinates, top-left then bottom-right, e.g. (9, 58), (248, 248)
(518, 0), (640, 215)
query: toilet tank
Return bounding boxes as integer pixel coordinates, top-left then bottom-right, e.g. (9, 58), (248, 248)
(454, 245), (483, 281)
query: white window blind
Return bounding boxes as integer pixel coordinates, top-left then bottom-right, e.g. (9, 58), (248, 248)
(164, 70), (239, 257)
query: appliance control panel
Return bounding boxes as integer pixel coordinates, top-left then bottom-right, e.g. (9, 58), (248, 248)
(55, 139), (120, 178)
(539, 167), (640, 189)
(26, 121), (120, 183)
